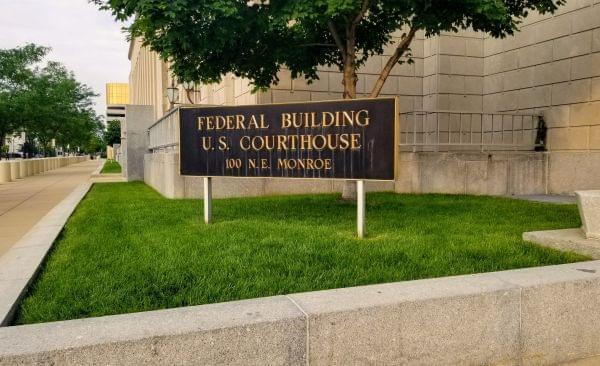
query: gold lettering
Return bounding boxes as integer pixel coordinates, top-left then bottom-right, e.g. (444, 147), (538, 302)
(259, 114), (269, 129)
(350, 133), (361, 150)
(356, 109), (370, 126)
(240, 136), (251, 150)
(215, 116), (226, 130)
(309, 112), (319, 128)
(226, 115), (235, 129)
(236, 114), (246, 129)
(277, 135), (288, 150)
(312, 135), (326, 150)
(342, 111), (354, 126)
(300, 135), (311, 150)
(281, 113), (292, 128)
(264, 135), (275, 150)
(201, 137), (212, 151)
(218, 136), (228, 151)
(251, 135), (264, 150)
(277, 158), (333, 170)
(198, 116), (206, 130)
(322, 112), (335, 127)
(339, 134), (350, 149)
(206, 116), (215, 130)
(288, 135), (298, 150)
(247, 115), (259, 129)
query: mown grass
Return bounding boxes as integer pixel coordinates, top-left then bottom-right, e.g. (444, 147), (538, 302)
(100, 159), (121, 174)
(15, 182), (588, 324)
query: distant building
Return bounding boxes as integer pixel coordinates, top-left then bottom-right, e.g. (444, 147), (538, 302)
(106, 83), (129, 123)
(4, 132), (25, 157)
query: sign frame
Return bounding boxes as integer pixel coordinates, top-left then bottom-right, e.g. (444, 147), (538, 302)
(177, 97), (400, 182)
(177, 97), (400, 238)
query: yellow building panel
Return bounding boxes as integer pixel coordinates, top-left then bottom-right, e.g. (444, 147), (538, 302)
(106, 83), (129, 105)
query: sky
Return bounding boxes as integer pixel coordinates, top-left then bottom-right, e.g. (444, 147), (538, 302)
(0, 0), (130, 120)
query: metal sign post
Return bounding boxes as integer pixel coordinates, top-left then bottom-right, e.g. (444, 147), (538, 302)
(203, 177), (212, 224)
(357, 180), (365, 238)
(177, 98), (399, 236)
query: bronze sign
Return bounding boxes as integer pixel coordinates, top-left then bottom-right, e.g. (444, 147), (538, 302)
(179, 98), (397, 180)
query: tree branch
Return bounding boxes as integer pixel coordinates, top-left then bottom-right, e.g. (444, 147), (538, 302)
(370, 28), (417, 98)
(352, 0), (371, 27)
(327, 21), (346, 62)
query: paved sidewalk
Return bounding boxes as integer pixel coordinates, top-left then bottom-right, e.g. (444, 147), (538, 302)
(0, 159), (101, 257)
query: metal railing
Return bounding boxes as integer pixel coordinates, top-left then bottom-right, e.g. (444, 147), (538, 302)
(399, 110), (544, 152)
(148, 108), (544, 154)
(148, 107), (180, 152)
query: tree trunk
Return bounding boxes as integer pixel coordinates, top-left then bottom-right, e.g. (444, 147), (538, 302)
(341, 32), (359, 200)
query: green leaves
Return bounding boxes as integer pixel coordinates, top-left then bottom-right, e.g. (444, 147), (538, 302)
(93, 0), (565, 92)
(0, 44), (102, 155)
(105, 120), (121, 146)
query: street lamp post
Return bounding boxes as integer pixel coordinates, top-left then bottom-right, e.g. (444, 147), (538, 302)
(166, 85), (180, 109)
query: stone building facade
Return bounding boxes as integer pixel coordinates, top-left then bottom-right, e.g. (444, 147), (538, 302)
(127, 1), (600, 197)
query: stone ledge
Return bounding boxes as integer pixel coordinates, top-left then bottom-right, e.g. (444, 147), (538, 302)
(0, 183), (93, 326)
(3, 261), (600, 365)
(0, 296), (306, 366)
(523, 229), (600, 259)
(576, 190), (600, 240)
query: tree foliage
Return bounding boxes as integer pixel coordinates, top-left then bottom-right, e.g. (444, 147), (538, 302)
(0, 44), (103, 157)
(104, 120), (121, 146)
(94, 0), (565, 98)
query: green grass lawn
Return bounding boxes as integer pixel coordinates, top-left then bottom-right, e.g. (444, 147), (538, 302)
(15, 182), (588, 324)
(100, 159), (121, 174)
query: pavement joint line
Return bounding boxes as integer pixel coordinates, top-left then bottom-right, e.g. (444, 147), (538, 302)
(286, 295), (310, 366)
(0, 181), (93, 326)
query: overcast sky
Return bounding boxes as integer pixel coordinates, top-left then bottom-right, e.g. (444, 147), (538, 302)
(0, 0), (130, 120)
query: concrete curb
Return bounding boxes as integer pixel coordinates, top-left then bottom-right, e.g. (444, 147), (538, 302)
(0, 182), (93, 326)
(90, 159), (105, 176)
(3, 260), (600, 365)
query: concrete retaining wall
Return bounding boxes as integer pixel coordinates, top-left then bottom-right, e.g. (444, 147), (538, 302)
(396, 151), (547, 195)
(0, 156), (89, 184)
(144, 152), (394, 199)
(3, 260), (600, 365)
(144, 150), (549, 198)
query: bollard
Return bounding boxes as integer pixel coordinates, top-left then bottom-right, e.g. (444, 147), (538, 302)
(0, 162), (12, 183)
(19, 160), (27, 177)
(9, 161), (20, 180)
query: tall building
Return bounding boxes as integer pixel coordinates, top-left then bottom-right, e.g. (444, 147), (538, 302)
(127, 3), (600, 196)
(106, 83), (129, 123)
